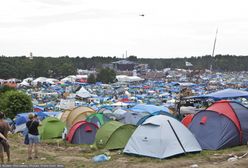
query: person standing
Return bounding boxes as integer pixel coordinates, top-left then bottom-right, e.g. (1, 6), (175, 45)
(26, 114), (41, 160)
(0, 112), (11, 163)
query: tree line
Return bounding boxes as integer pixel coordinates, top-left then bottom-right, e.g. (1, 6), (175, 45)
(0, 54), (248, 79)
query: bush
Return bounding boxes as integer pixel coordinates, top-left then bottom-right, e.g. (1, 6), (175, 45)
(0, 90), (32, 118)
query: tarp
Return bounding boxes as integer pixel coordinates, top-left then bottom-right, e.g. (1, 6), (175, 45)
(188, 88), (248, 99)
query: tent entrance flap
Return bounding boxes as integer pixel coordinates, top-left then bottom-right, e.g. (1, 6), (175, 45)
(167, 120), (186, 153)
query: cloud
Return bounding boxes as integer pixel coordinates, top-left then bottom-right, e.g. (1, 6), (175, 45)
(23, 0), (76, 6)
(0, 9), (135, 28)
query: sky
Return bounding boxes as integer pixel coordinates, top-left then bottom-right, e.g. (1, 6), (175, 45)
(0, 0), (248, 58)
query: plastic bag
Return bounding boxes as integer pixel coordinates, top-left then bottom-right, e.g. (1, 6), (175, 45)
(92, 154), (111, 163)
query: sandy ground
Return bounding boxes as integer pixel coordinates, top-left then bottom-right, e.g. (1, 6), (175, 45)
(4, 134), (248, 168)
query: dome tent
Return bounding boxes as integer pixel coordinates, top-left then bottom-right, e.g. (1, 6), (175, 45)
(66, 106), (95, 129)
(118, 111), (147, 125)
(67, 121), (98, 144)
(181, 114), (194, 127)
(86, 113), (110, 128)
(39, 117), (65, 140)
(189, 100), (248, 150)
(95, 121), (136, 150)
(136, 111), (175, 126)
(60, 110), (71, 122)
(124, 115), (201, 159)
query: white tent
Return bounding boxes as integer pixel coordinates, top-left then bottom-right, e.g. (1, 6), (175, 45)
(45, 78), (59, 84)
(124, 115), (201, 159)
(19, 78), (33, 87)
(76, 86), (93, 98)
(32, 77), (47, 85)
(61, 75), (76, 82)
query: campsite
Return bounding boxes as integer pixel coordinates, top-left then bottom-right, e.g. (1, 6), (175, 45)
(1, 1), (248, 167)
(1, 69), (248, 167)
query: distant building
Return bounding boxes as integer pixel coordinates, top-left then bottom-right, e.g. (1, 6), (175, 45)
(112, 60), (137, 71)
(102, 59), (148, 74)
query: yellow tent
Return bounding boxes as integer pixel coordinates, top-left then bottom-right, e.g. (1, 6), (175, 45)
(66, 106), (95, 129)
(60, 110), (71, 122)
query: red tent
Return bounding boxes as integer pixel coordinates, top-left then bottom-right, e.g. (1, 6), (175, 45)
(181, 114), (194, 127)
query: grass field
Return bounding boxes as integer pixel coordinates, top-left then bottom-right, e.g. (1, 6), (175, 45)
(4, 134), (248, 168)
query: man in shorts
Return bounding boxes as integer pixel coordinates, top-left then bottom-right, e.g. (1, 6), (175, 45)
(0, 112), (11, 163)
(26, 114), (41, 160)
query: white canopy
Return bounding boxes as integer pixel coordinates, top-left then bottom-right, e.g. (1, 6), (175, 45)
(116, 75), (144, 82)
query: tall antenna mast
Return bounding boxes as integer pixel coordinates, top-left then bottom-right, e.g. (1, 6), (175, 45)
(210, 28), (218, 72)
(212, 28), (218, 57)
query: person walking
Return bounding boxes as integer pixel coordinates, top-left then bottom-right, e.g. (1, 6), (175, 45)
(0, 112), (11, 163)
(26, 114), (41, 160)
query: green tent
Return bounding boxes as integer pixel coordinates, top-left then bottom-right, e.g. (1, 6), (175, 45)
(86, 113), (110, 127)
(39, 117), (65, 140)
(95, 121), (136, 150)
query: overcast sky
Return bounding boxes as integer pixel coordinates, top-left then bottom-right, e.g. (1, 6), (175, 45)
(0, 0), (248, 58)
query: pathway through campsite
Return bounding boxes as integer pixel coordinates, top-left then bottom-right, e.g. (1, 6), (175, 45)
(7, 134), (248, 168)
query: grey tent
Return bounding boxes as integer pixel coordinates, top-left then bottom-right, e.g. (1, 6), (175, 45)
(118, 112), (147, 125)
(67, 121), (98, 144)
(124, 115), (202, 159)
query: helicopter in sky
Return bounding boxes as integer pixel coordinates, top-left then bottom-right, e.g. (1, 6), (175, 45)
(139, 14), (145, 17)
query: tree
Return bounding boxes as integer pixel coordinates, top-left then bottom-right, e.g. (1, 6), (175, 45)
(96, 68), (116, 84)
(0, 91), (33, 118)
(128, 55), (138, 62)
(87, 74), (96, 84)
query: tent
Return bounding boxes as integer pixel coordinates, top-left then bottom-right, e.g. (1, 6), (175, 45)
(39, 117), (65, 140)
(66, 106), (95, 129)
(76, 86), (93, 98)
(136, 111), (175, 126)
(129, 104), (169, 114)
(86, 113), (110, 127)
(124, 115), (201, 159)
(67, 121), (98, 144)
(188, 88), (248, 100)
(181, 114), (194, 127)
(118, 112), (147, 125)
(14, 112), (48, 126)
(95, 121), (136, 150)
(60, 110), (71, 122)
(189, 100), (248, 150)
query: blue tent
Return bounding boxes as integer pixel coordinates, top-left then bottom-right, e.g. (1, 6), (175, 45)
(14, 112), (48, 125)
(188, 88), (248, 100)
(129, 104), (169, 114)
(137, 111), (175, 125)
